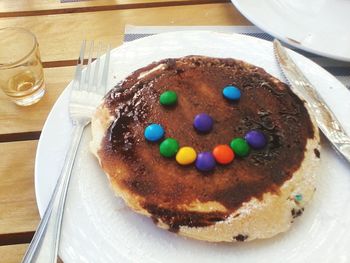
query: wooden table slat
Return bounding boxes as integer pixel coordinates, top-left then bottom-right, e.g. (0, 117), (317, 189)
(0, 244), (28, 263)
(0, 67), (75, 136)
(0, 3), (249, 64)
(0, 141), (40, 236)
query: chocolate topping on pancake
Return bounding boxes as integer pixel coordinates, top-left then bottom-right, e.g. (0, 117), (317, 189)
(98, 56), (315, 231)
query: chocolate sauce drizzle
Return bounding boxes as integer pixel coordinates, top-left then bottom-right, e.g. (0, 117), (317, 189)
(99, 56), (315, 232)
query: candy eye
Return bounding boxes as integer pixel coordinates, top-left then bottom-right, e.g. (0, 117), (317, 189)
(160, 90), (178, 106)
(223, 85), (241, 101)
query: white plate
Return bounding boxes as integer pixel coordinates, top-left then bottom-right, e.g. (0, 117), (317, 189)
(35, 31), (350, 263)
(231, 0), (350, 61)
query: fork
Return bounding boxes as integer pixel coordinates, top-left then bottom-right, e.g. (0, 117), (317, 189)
(21, 40), (110, 263)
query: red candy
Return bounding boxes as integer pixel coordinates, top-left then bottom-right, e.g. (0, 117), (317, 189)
(212, 144), (234, 164)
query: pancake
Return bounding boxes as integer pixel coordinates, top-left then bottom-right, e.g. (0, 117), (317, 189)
(90, 55), (320, 242)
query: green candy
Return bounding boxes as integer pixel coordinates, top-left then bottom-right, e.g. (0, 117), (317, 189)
(294, 194), (303, 202)
(230, 138), (250, 157)
(160, 90), (177, 106)
(160, 138), (179, 157)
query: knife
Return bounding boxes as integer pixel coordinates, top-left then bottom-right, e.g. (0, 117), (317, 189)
(273, 39), (350, 164)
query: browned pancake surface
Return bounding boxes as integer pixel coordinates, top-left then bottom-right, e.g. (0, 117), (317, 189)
(98, 56), (314, 232)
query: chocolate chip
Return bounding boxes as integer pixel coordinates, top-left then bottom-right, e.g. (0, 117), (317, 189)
(151, 216), (159, 224)
(234, 234), (248, 242)
(291, 208), (304, 218)
(176, 69), (184, 74)
(314, 148), (320, 158)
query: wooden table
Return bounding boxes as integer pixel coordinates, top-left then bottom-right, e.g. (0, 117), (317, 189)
(0, 1), (250, 262)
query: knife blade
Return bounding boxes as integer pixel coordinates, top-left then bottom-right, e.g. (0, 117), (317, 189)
(273, 39), (350, 164)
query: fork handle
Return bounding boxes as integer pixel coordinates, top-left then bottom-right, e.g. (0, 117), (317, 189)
(22, 123), (86, 263)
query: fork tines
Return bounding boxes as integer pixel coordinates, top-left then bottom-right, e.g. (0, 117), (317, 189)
(74, 40), (111, 95)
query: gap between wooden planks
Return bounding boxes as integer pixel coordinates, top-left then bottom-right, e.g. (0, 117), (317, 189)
(0, 0), (229, 17)
(0, 232), (34, 246)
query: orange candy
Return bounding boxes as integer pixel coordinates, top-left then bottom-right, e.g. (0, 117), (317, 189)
(212, 144), (234, 164)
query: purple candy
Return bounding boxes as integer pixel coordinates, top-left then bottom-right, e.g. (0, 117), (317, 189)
(193, 113), (213, 133)
(244, 130), (267, 149)
(195, 152), (216, 172)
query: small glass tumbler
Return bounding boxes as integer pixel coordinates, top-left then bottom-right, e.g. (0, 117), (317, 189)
(0, 27), (45, 106)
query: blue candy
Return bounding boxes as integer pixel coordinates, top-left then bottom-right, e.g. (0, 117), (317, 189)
(223, 85), (241, 101)
(193, 113), (213, 133)
(144, 124), (164, 142)
(195, 152), (216, 172)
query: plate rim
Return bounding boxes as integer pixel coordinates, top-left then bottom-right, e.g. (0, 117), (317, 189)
(231, 0), (350, 62)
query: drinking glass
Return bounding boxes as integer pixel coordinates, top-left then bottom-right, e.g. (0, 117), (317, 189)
(0, 27), (45, 106)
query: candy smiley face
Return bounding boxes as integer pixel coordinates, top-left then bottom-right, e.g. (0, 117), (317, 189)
(144, 87), (268, 173)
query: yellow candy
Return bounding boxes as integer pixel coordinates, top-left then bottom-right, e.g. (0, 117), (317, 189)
(176, 147), (197, 165)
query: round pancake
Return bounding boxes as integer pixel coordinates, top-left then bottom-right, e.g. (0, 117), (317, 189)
(90, 55), (320, 242)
